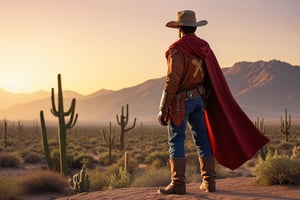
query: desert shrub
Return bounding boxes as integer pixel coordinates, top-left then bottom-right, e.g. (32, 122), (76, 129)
(72, 154), (96, 169)
(150, 158), (167, 169)
(23, 152), (42, 163)
(0, 176), (23, 200)
(116, 153), (139, 174)
(87, 168), (107, 191)
(131, 167), (170, 187)
(254, 151), (300, 185)
(0, 153), (21, 167)
(132, 152), (146, 163)
(98, 152), (119, 166)
(277, 142), (293, 153)
(20, 169), (70, 194)
(144, 152), (169, 165)
(106, 167), (131, 189)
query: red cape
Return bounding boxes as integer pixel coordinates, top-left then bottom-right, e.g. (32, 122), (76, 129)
(166, 34), (269, 170)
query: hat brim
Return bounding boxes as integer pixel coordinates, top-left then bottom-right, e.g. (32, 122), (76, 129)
(166, 20), (208, 28)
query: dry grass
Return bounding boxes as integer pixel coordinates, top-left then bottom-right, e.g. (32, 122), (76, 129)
(20, 169), (70, 194)
(254, 151), (300, 185)
(0, 153), (21, 167)
(0, 176), (23, 200)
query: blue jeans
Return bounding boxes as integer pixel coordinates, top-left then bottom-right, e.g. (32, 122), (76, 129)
(168, 96), (213, 158)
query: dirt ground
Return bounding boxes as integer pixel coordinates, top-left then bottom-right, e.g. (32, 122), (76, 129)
(4, 164), (300, 200)
(54, 177), (300, 200)
(14, 177), (299, 200)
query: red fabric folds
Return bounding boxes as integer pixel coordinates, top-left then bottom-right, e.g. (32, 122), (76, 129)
(166, 34), (269, 170)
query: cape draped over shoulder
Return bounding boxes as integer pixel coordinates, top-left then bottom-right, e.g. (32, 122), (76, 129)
(166, 34), (269, 170)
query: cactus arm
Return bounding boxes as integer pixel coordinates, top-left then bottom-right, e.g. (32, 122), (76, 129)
(65, 98), (76, 116)
(65, 99), (78, 129)
(50, 88), (59, 116)
(124, 117), (136, 132)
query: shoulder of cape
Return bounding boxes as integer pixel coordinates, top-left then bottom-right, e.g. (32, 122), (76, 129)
(169, 49), (180, 57)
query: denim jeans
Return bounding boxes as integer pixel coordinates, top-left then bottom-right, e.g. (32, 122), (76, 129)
(168, 95), (213, 158)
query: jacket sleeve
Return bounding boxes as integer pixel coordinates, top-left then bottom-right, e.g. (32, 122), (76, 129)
(164, 49), (184, 95)
(159, 49), (184, 112)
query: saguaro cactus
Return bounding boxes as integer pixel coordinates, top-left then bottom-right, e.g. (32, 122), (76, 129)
(254, 117), (265, 134)
(102, 122), (115, 165)
(116, 104), (136, 150)
(124, 151), (128, 174)
(51, 74), (78, 175)
(280, 108), (291, 142)
(3, 118), (8, 147)
(40, 110), (54, 170)
(254, 117), (267, 159)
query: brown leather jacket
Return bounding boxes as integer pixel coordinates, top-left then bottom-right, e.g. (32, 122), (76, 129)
(164, 48), (207, 100)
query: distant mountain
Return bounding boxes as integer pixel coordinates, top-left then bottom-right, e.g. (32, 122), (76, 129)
(0, 60), (299, 125)
(223, 60), (300, 118)
(0, 89), (49, 110)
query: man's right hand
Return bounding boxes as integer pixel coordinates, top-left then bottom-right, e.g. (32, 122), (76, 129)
(157, 110), (168, 126)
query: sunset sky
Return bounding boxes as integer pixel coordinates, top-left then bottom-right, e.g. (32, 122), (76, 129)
(0, 0), (299, 95)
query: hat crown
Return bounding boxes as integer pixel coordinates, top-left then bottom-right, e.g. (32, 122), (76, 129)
(166, 10), (207, 28)
(176, 10), (197, 25)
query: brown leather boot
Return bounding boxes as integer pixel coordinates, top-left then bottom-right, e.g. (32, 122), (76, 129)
(158, 158), (186, 195)
(199, 156), (216, 192)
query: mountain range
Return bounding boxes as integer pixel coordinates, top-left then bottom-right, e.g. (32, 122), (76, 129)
(0, 59), (299, 125)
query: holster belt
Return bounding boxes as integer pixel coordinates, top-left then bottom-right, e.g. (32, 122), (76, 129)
(178, 85), (205, 101)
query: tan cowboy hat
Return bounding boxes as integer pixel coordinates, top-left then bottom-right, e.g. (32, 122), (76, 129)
(166, 10), (207, 28)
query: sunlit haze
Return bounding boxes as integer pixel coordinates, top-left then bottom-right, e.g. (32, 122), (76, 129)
(0, 0), (299, 95)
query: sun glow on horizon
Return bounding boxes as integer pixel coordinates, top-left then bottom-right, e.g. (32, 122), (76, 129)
(0, 0), (299, 95)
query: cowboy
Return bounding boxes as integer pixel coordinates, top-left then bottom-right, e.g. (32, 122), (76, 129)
(157, 10), (269, 195)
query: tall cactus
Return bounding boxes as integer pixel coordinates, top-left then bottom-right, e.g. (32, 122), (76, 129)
(124, 151), (128, 174)
(102, 122), (115, 165)
(40, 110), (54, 170)
(3, 118), (8, 147)
(254, 117), (265, 134)
(116, 104), (136, 150)
(280, 108), (291, 142)
(254, 117), (267, 159)
(51, 74), (78, 175)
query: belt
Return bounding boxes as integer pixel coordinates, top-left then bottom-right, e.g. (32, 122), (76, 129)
(178, 85), (205, 101)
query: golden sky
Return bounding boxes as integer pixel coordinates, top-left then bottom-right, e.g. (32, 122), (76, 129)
(0, 0), (299, 95)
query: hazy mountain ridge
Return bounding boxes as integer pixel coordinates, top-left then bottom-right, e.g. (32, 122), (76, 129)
(0, 60), (299, 124)
(223, 60), (300, 118)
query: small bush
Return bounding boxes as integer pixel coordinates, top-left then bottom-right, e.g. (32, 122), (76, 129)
(254, 152), (300, 185)
(0, 153), (21, 167)
(88, 169), (107, 191)
(116, 154), (139, 174)
(131, 167), (170, 187)
(106, 168), (131, 189)
(0, 176), (23, 200)
(144, 152), (169, 165)
(98, 152), (118, 166)
(23, 152), (42, 163)
(151, 158), (167, 169)
(20, 169), (70, 194)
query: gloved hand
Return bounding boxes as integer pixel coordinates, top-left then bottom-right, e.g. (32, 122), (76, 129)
(157, 110), (168, 126)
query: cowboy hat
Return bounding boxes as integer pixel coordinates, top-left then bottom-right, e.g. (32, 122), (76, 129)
(166, 10), (207, 28)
